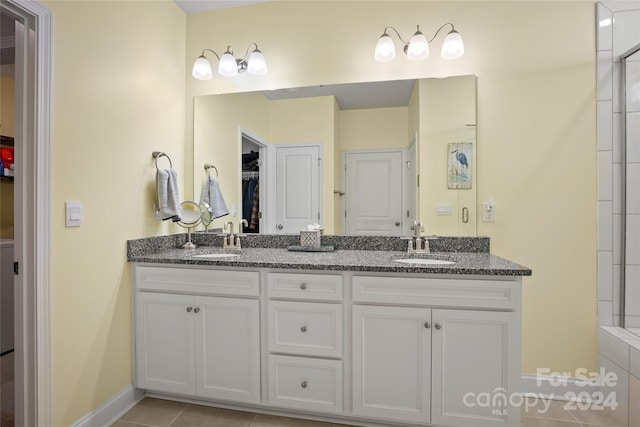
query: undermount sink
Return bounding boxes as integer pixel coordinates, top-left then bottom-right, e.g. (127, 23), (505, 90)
(394, 258), (456, 266)
(192, 253), (240, 259)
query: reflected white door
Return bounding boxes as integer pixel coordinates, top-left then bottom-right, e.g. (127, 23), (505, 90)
(275, 145), (321, 233)
(344, 151), (402, 235)
(404, 138), (418, 236)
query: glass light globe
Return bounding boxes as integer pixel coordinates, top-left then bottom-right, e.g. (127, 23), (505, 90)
(441, 30), (464, 60)
(218, 52), (239, 77)
(374, 34), (396, 62)
(247, 49), (268, 75)
(407, 30), (429, 60)
(192, 55), (213, 80)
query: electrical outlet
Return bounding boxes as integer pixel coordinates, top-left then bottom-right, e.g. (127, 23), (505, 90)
(482, 200), (496, 222)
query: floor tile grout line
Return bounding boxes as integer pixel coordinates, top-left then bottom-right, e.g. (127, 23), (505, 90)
(521, 415), (581, 424)
(166, 403), (189, 427)
(248, 412), (259, 426)
(115, 420), (157, 427)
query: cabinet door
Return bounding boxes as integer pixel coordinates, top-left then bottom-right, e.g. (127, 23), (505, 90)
(431, 309), (520, 427)
(195, 296), (261, 404)
(135, 292), (196, 395)
(352, 305), (431, 423)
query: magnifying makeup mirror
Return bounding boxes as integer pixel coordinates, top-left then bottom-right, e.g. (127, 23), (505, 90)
(178, 201), (203, 249)
(199, 201), (213, 231)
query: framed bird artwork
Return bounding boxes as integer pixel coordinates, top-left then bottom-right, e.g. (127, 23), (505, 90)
(447, 142), (473, 189)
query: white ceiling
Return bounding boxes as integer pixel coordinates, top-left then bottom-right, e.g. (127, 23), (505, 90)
(263, 80), (417, 111)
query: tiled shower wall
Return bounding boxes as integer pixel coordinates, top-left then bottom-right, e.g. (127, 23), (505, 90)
(597, 3), (640, 426)
(597, 1), (640, 328)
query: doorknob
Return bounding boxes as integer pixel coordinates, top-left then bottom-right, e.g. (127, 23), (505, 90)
(277, 224), (284, 230)
(395, 221), (400, 227)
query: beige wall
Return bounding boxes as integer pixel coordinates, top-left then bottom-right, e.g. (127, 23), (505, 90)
(41, 1), (186, 425)
(339, 107), (408, 151)
(186, 1), (597, 375)
(1, 75), (14, 137)
(0, 75), (14, 238)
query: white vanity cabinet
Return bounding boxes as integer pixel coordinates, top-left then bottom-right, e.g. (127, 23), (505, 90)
(134, 266), (261, 404)
(132, 262), (525, 427)
(266, 272), (344, 414)
(352, 275), (522, 427)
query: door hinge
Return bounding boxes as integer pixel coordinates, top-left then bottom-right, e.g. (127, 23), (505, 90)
(258, 211), (262, 219)
(407, 210), (410, 218)
(317, 212), (320, 220)
(345, 210), (347, 218)
(417, 174), (420, 187)
(317, 157), (322, 166)
(13, 262), (18, 275)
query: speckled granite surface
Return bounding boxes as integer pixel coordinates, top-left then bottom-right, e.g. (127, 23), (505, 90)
(127, 234), (531, 276)
(128, 233), (490, 256)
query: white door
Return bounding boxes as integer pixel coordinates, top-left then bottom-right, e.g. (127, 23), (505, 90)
(135, 292), (196, 395)
(196, 296), (261, 403)
(275, 145), (321, 233)
(352, 305), (431, 423)
(431, 309), (520, 427)
(404, 138), (418, 236)
(344, 151), (403, 235)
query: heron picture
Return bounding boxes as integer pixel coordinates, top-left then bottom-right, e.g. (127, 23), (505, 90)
(448, 142), (473, 189)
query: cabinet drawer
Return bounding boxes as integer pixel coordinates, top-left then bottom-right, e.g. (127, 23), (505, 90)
(353, 275), (520, 310)
(135, 266), (259, 297)
(268, 301), (342, 357)
(268, 355), (342, 414)
(267, 272), (342, 301)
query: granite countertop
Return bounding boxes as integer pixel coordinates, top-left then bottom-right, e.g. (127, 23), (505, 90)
(128, 245), (532, 276)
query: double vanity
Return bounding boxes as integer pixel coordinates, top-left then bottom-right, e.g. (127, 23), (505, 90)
(127, 234), (531, 427)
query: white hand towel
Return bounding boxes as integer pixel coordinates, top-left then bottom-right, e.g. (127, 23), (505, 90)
(201, 176), (229, 219)
(157, 169), (181, 221)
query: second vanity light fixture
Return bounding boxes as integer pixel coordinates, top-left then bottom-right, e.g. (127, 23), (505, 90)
(192, 43), (267, 79)
(374, 23), (464, 62)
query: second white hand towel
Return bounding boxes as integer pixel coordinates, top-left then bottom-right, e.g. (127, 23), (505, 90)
(201, 176), (229, 219)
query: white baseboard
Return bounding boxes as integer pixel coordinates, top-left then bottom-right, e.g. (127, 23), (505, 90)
(72, 385), (145, 427)
(521, 374), (597, 401)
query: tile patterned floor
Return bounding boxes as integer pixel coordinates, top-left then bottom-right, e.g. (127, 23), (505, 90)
(113, 397), (627, 427)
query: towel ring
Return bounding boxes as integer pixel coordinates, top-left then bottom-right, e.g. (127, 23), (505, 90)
(204, 164), (219, 178)
(152, 151), (172, 170)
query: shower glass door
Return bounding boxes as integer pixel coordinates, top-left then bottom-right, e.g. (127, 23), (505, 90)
(623, 44), (640, 335)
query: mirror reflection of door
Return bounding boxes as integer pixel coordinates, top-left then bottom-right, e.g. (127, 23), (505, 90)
(274, 144), (321, 233)
(241, 131), (268, 233)
(404, 135), (418, 236)
(344, 151), (403, 235)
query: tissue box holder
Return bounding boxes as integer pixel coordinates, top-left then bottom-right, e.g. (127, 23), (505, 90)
(300, 230), (321, 248)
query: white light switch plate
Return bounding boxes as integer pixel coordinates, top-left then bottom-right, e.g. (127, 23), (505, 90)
(66, 201), (82, 227)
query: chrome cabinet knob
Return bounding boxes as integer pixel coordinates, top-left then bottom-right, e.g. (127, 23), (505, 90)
(301, 326), (307, 333)
(434, 323), (442, 330)
(186, 307), (193, 313)
(395, 221), (401, 227)
(424, 322), (430, 329)
(277, 224), (284, 230)
(300, 283), (307, 290)
(301, 381), (308, 389)
(194, 307), (200, 314)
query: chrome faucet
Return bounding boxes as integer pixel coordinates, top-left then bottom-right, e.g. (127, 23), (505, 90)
(223, 221), (239, 249)
(222, 220), (247, 250)
(401, 220), (435, 254)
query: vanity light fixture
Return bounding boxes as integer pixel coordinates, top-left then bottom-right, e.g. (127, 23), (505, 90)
(374, 23), (464, 62)
(192, 43), (267, 80)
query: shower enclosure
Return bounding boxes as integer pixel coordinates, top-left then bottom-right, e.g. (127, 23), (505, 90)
(622, 42), (640, 335)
